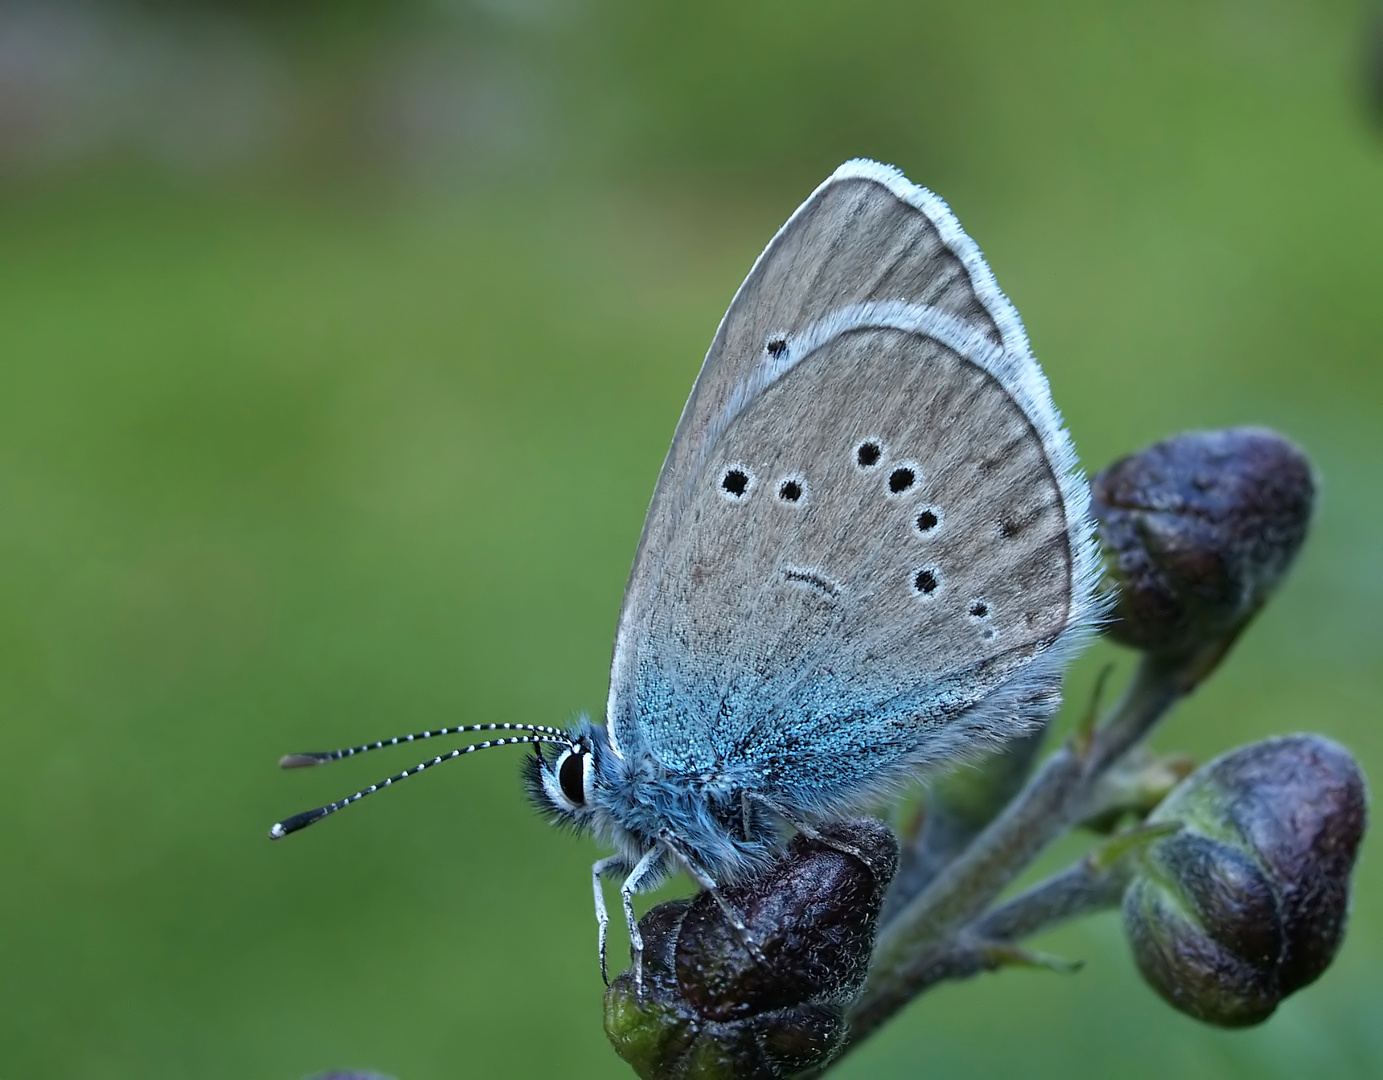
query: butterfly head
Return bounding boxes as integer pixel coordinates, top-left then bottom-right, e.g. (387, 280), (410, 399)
(523, 717), (620, 831)
(526, 717), (788, 883)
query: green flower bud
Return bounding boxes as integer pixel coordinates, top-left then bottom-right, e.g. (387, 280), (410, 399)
(1123, 735), (1366, 1026)
(604, 819), (898, 1080)
(1091, 428), (1314, 661)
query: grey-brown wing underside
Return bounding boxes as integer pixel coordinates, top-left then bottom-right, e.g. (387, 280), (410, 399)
(611, 309), (1097, 794)
(617, 161), (1028, 648)
(607, 161), (1098, 775)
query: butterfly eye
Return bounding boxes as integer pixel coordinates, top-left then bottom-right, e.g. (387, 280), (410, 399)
(558, 747), (587, 806)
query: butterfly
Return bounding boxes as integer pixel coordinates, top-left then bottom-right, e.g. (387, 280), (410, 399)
(271, 159), (1101, 985)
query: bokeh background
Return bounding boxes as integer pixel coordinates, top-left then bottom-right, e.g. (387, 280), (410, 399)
(2, 1), (1381, 1077)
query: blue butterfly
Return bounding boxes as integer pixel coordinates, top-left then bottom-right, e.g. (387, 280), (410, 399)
(272, 159), (1101, 985)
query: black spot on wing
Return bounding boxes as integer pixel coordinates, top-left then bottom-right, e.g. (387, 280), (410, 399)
(912, 568), (939, 595)
(778, 478), (804, 503)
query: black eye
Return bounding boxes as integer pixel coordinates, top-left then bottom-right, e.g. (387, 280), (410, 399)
(558, 749), (586, 805)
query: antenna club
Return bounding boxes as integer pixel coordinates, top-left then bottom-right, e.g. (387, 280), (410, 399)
(268, 806), (332, 838)
(280, 753), (327, 769)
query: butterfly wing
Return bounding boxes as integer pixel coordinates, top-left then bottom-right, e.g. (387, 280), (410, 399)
(607, 161), (1099, 811)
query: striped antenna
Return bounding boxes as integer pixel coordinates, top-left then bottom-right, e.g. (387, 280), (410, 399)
(269, 730), (574, 839)
(278, 722), (573, 768)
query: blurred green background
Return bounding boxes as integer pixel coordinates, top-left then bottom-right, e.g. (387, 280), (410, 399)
(2, 1), (1381, 1077)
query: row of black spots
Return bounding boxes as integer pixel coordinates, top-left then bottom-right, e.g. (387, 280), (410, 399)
(909, 572), (999, 640)
(853, 439), (922, 497)
(719, 466), (807, 504)
(853, 439), (947, 545)
(907, 568), (992, 617)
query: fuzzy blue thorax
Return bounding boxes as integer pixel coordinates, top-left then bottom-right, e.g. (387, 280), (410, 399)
(529, 718), (784, 883)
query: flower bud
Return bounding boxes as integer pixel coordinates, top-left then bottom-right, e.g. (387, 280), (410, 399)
(604, 819), (898, 1080)
(1091, 428), (1314, 661)
(1123, 735), (1366, 1027)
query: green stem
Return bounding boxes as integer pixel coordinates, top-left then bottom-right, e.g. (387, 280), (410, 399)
(883, 729), (1049, 923)
(844, 853), (1132, 1050)
(841, 653), (1189, 1053)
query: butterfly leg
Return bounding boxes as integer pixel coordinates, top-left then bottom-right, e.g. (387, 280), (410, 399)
(620, 847), (664, 993)
(659, 832), (768, 966)
(591, 854), (625, 986)
(748, 793), (876, 870)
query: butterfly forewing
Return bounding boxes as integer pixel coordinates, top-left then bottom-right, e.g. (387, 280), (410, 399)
(615, 164), (1030, 661)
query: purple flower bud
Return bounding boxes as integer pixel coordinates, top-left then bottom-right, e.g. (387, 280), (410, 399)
(1123, 735), (1366, 1027)
(1091, 428), (1314, 660)
(604, 819), (898, 1079)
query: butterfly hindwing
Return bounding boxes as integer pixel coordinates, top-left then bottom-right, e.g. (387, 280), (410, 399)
(622, 307), (1092, 809)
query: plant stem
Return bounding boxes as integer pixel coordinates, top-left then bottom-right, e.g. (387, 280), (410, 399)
(972, 856), (1132, 943)
(803, 852), (1130, 1075)
(883, 729), (1048, 924)
(841, 653), (1189, 1052)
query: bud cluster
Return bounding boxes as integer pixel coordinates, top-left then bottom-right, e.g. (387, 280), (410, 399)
(594, 426), (1366, 1076)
